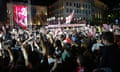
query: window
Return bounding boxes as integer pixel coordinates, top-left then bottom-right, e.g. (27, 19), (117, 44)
(70, 2), (72, 6)
(79, 10), (81, 13)
(83, 3), (84, 8)
(77, 3), (79, 8)
(79, 4), (81, 8)
(89, 10), (91, 14)
(66, 2), (68, 6)
(89, 5), (91, 8)
(66, 8), (69, 13)
(86, 4), (87, 8)
(77, 9), (78, 13)
(74, 3), (76, 7)
(70, 9), (72, 12)
(86, 10), (88, 15)
(83, 10), (85, 14)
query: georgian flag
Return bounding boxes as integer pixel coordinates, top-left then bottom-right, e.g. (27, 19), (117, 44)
(65, 10), (74, 24)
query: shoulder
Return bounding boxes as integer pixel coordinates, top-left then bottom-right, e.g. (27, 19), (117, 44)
(107, 44), (120, 54)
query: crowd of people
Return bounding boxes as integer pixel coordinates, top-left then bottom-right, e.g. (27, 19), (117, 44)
(0, 24), (120, 72)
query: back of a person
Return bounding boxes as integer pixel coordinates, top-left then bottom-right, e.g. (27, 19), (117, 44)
(104, 44), (120, 72)
(100, 32), (120, 72)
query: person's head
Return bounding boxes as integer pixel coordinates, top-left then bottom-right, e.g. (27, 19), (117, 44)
(102, 31), (114, 45)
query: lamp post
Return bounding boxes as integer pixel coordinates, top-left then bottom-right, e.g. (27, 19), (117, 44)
(28, 0), (32, 29)
(9, 0), (14, 28)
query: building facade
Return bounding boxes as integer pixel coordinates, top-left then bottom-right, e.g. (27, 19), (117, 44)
(48, 0), (107, 24)
(94, 0), (107, 19)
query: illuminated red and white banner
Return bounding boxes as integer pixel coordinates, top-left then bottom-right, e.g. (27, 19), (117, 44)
(47, 24), (86, 28)
(14, 5), (28, 29)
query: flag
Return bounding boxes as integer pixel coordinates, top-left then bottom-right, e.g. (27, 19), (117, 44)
(14, 5), (28, 29)
(65, 10), (74, 24)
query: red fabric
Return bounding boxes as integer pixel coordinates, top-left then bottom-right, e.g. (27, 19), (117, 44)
(77, 66), (85, 72)
(65, 37), (71, 43)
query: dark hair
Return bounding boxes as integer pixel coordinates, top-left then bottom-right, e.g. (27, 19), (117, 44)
(102, 32), (114, 43)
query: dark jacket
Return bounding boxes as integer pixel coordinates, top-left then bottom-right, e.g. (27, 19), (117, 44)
(100, 44), (120, 72)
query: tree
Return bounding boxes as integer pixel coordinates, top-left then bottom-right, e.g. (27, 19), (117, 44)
(90, 16), (101, 26)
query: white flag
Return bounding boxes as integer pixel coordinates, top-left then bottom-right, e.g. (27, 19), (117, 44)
(65, 10), (74, 24)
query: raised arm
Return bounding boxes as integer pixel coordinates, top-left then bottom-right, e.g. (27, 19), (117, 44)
(21, 36), (32, 66)
(33, 40), (40, 51)
(39, 34), (47, 56)
(6, 47), (13, 63)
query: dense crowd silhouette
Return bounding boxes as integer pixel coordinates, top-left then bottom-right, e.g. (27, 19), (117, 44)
(0, 24), (120, 72)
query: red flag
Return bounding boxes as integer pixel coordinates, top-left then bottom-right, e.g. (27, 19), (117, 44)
(14, 5), (28, 29)
(65, 10), (74, 24)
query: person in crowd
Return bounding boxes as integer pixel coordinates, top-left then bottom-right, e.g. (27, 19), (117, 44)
(75, 55), (87, 72)
(91, 39), (103, 52)
(0, 24), (120, 72)
(93, 31), (120, 72)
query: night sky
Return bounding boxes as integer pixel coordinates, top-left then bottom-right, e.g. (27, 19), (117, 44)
(100, 0), (120, 8)
(31, 0), (119, 8)
(7, 0), (120, 8)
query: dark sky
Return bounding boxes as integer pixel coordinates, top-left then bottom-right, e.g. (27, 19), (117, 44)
(8, 0), (120, 8)
(100, 0), (120, 8)
(31, 0), (119, 7)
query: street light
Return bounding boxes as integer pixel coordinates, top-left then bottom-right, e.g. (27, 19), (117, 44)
(108, 14), (111, 17)
(9, 0), (14, 27)
(28, 0), (32, 29)
(80, 6), (84, 10)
